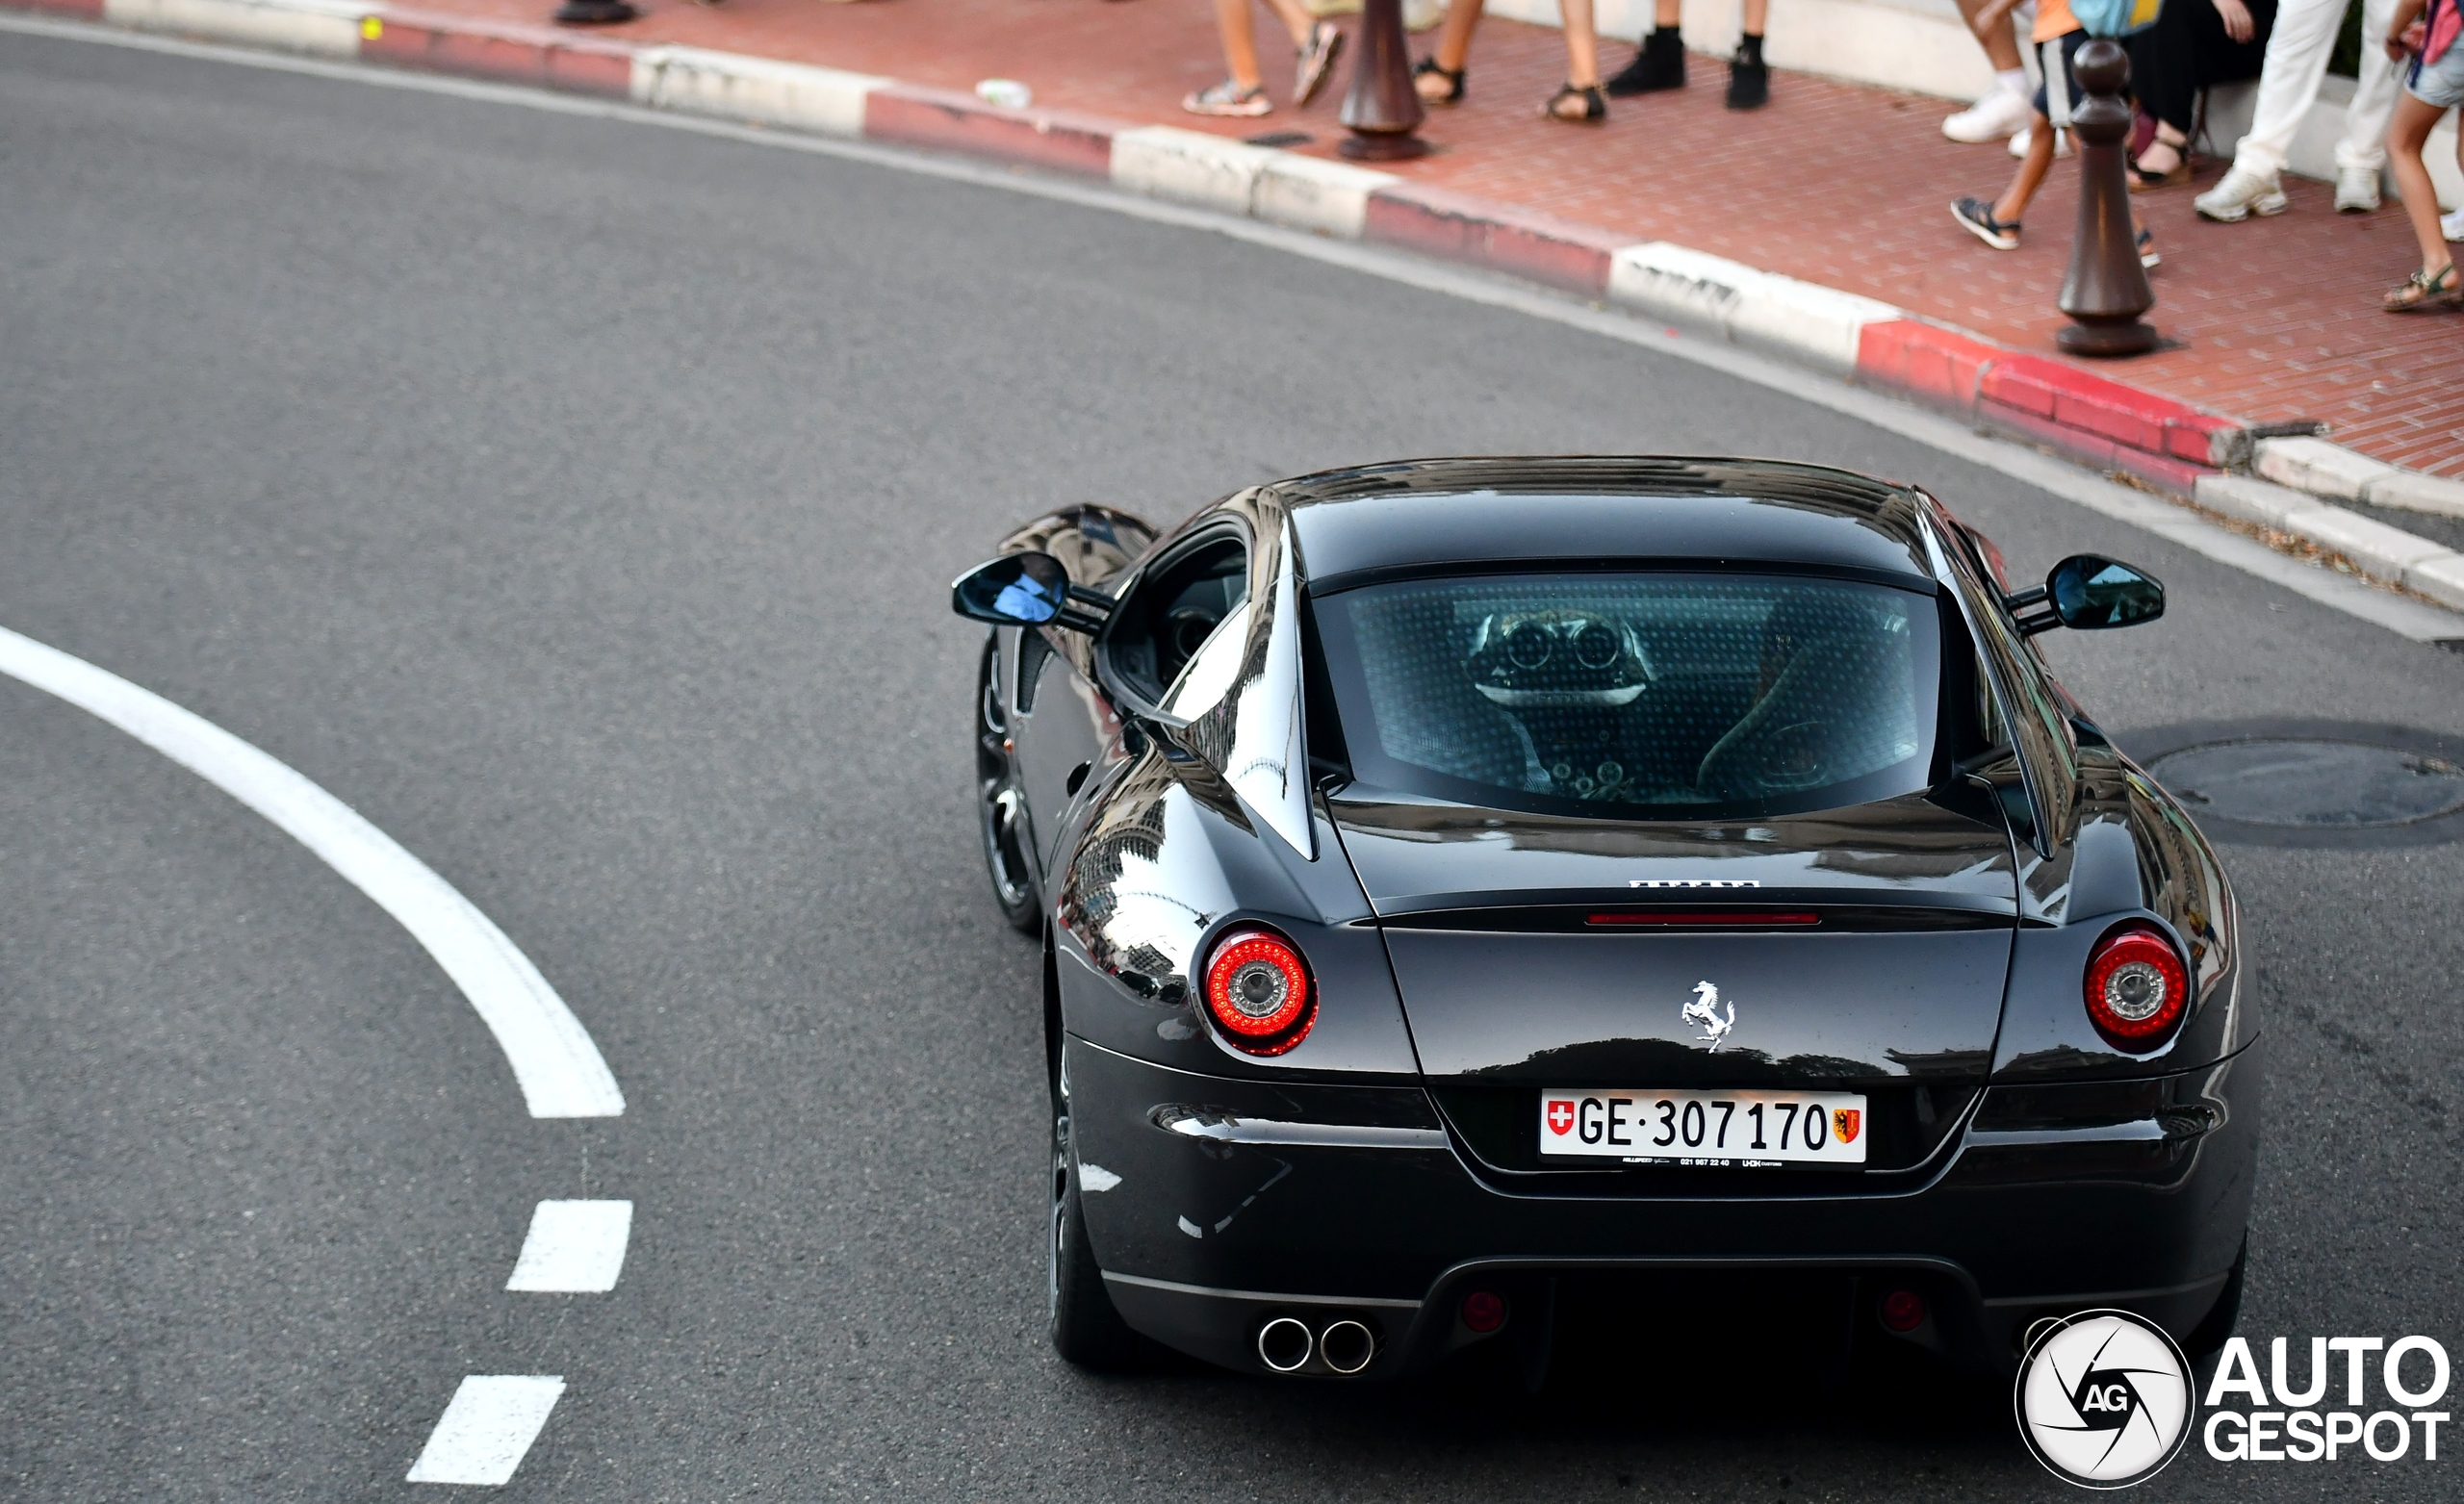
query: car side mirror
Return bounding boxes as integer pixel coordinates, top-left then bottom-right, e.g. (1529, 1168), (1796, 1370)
(950, 551), (1111, 632)
(2009, 554), (2164, 634)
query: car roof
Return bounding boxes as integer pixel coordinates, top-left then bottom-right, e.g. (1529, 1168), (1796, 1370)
(1273, 457), (1938, 592)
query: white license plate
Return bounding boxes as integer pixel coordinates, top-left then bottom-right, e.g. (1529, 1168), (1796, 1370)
(1539, 1090), (1869, 1166)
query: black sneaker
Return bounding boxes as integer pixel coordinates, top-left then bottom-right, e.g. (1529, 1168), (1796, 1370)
(1604, 28), (1685, 96)
(1726, 55), (1768, 110)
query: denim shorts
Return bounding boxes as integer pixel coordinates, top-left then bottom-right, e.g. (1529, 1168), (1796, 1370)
(2410, 42), (2464, 109)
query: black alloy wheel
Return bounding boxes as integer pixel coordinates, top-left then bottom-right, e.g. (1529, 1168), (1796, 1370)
(976, 637), (1041, 933)
(1048, 1084), (1144, 1368)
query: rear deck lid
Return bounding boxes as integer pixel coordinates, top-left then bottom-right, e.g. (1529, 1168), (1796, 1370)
(1332, 791), (2018, 1087)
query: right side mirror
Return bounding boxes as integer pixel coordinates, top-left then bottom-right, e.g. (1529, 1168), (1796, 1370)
(2012, 554), (2164, 634)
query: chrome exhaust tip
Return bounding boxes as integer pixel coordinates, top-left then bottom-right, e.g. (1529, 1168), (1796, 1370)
(1318, 1318), (1375, 1375)
(1256, 1315), (1313, 1373)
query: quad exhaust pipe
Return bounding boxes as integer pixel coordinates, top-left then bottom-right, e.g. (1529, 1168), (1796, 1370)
(1319, 1319), (1375, 1374)
(1255, 1315), (1376, 1375)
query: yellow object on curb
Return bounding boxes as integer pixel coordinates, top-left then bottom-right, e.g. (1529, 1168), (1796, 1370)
(360, 14), (381, 38)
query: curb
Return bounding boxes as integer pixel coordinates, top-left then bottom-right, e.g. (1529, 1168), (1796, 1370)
(2252, 435), (2464, 521)
(2195, 474), (2464, 610)
(20, 0), (2464, 617)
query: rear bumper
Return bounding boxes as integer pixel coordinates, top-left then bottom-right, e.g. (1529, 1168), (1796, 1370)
(1065, 1036), (2258, 1379)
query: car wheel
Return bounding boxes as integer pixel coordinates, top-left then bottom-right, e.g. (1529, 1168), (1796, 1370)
(1048, 1092), (1144, 1369)
(2185, 1234), (2247, 1362)
(976, 637), (1041, 934)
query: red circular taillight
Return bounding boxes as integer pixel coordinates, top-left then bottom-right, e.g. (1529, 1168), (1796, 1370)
(1202, 928), (1314, 1054)
(1879, 1289), (1927, 1334)
(2083, 923), (2189, 1052)
(1460, 1290), (1506, 1334)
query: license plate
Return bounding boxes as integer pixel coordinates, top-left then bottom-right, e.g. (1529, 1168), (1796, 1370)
(1538, 1090), (1868, 1166)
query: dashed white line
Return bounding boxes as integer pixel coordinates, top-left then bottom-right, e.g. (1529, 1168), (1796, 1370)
(405, 1375), (566, 1486)
(0, 625), (624, 1117)
(506, 1199), (633, 1292)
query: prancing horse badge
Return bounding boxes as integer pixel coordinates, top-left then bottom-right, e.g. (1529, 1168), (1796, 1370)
(1681, 980), (1736, 1050)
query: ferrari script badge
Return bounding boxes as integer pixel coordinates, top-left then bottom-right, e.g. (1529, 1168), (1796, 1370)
(1681, 980), (1735, 1050)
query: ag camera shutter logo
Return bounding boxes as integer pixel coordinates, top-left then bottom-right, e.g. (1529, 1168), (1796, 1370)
(2015, 1310), (2195, 1489)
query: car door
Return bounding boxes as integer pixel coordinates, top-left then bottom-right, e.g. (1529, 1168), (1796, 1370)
(1012, 626), (1113, 874)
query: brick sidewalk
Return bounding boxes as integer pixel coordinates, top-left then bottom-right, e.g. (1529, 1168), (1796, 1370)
(350, 0), (2463, 473)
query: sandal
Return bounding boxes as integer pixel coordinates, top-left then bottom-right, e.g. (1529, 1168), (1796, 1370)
(2128, 158), (2192, 192)
(2138, 227), (2160, 269)
(1543, 81), (1607, 124)
(1183, 79), (1271, 118)
(1295, 21), (1345, 108)
(1413, 56), (1465, 106)
(2383, 262), (2463, 312)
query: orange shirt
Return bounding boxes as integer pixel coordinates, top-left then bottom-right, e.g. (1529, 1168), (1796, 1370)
(2033, 0), (2081, 43)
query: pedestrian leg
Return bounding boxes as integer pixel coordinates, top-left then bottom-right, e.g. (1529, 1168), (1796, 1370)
(2219, 0), (2343, 181)
(2382, 94), (2459, 306)
(1605, 0), (1688, 95)
(1729, 0), (1772, 108)
(1416, 0), (1483, 102)
(2333, 0), (2407, 204)
(1543, 0), (1607, 119)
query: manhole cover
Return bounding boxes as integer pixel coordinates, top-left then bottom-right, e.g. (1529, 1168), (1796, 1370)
(2146, 739), (2464, 828)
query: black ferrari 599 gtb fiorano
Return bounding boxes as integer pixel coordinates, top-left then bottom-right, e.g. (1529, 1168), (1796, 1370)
(951, 457), (2250, 1384)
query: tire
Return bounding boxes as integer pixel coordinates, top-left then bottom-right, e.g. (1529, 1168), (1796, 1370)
(2185, 1235), (2247, 1362)
(975, 637), (1041, 934)
(1049, 1089), (1145, 1369)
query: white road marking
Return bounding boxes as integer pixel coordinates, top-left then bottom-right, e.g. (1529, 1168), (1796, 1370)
(405, 1375), (566, 1486)
(506, 1199), (633, 1292)
(0, 625), (624, 1117)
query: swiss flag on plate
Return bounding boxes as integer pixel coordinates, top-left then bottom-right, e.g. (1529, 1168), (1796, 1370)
(1546, 1099), (1576, 1135)
(1833, 1109), (1861, 1144)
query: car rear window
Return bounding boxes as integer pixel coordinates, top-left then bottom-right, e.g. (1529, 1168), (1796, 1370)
(1313, 573), (1942, 819)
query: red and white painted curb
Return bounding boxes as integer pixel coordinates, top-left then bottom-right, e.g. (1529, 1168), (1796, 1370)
(15, 0), (2464, 613)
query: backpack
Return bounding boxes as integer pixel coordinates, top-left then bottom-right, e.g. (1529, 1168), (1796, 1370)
(2072, 0), (2164, 37)
(2429, 0), (2461, 65)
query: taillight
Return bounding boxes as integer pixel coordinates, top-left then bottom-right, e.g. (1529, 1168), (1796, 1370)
(2083, 923), (2189, 1051)
(1879, 1289), (1927, 1334)
(1460, 1290), (1507, 1334)
(1202, 928), (1314, 1055)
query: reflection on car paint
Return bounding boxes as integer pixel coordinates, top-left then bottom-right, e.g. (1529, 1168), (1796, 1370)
(1057, 759), (1239, 1005)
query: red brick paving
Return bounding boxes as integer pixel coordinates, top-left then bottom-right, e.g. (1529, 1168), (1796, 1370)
(410, 0), (2460, 475)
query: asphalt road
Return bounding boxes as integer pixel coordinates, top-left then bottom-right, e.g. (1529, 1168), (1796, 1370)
(4, 27), (2462, 1502)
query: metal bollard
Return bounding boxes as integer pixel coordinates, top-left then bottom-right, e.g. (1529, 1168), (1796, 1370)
(1339, 0), (1430, 161)
(2055, 39), (2158, 357)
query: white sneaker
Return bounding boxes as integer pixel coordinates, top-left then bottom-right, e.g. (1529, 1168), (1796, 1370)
(1943, 88), (2032, 144)
(2444, 207), (2464, 241)
(2009, 126), (2071, 159)
(2334, 165), (2382, 213)
(2194, 167), (2289, 222)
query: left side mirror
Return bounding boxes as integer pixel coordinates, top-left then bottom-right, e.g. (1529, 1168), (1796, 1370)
(2013, 554), (2164, 634)
(950, 550), (1111, 631)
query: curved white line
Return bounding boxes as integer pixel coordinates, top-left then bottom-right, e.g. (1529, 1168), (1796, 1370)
(0, 625), (624, 1118)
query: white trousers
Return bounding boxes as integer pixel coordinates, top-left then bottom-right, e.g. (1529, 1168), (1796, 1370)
(2230, 0), (2404, 180)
